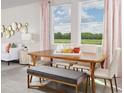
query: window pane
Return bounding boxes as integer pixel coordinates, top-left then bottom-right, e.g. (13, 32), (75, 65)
(52, 4), (71, 44)
(80, 0), (104, 45)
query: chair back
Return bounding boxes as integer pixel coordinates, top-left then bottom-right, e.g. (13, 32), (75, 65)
(109, 48), (121, 76)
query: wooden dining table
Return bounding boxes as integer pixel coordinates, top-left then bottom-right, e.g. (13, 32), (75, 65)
(28, 50), (106, 93)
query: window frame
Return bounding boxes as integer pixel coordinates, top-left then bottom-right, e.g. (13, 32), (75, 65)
(50, 0), (104, 46)
(79, 0), (104, 45)
(50, 3), (72, 45)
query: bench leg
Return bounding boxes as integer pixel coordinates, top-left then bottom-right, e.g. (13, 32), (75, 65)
(109, 79), (114, 93)
(88, 76), (90, 86)
(73, 67), (75, 71)
(64, 66), (66, 69)
(76, 86), (78, 93)
(27, 74), (30, 88)
(81, 68), (83, 72)
(65, 66), (69, 69)
(104, 79), (107, 86)
(8, 61), (10, 65)
(85, 76), (88, 93)
(114, 75), (118, 92)
(56, 64), (58, 68)
(30, 75), (33, 83)
(39, 77), (41, 83)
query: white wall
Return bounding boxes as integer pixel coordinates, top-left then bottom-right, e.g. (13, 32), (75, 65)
(1, 2), (42, 51)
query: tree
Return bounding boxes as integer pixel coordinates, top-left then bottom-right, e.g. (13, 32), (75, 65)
(54, 32), (71, 39)
(81, 32), (102, 39)
(54, 32), (62, 39)
(62, 33), (71, 39)
(54, 32), (102, 39)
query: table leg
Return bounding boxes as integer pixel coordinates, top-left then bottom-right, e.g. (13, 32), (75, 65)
(90, 63), (96, 93)
(101, 60), (105, 68)
(50, 58), (53, 67)
(31, 55), (37, 66)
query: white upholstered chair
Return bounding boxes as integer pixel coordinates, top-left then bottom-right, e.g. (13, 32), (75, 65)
(70, 62), (90, 72)
(86, 48), (121, 93)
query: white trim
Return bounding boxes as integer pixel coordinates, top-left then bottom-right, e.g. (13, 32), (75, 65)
(71, 0), (81, 44)
(50, 0), (104, 47)
(50, 0), (71, 5)
(80, 0), (104, 5)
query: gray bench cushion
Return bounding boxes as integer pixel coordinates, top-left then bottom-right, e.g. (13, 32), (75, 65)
(27, 66), (87, 85)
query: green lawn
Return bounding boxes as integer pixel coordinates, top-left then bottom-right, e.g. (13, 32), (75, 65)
(54, 39), (71, 43)
(54, 39), (102, 45)
(81, 39), (102, 45)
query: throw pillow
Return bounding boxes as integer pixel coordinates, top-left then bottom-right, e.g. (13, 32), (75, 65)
(11, 43), (17, 48)
(5, 43), (11, 53)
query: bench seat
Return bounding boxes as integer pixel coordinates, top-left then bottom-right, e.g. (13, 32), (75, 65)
(27, 66), (87, 85)
(27, 66), (88, 93)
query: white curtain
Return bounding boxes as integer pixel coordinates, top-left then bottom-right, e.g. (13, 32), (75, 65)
(103, 0), (121, 77)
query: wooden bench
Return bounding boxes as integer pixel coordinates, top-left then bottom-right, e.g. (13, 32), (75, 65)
(27, 66), (88, 93)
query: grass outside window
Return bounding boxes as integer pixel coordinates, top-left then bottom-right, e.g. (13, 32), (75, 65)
(54, 39), (102, 45)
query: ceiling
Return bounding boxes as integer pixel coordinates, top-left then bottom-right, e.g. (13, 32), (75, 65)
(1, 0), (41, 9)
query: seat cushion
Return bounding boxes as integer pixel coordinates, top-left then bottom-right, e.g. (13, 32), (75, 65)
(86, 68), (113, 79)
(27, 66), (87, 85)
(77, 62), (100, 69)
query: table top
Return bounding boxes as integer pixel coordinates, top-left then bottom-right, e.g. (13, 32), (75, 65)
(28, 50), (106, 63)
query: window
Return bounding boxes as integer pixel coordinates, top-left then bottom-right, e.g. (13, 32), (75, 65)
(50, 0), (104, 45)
(80, 0), (104, 45)
(51, 4), (71, 44)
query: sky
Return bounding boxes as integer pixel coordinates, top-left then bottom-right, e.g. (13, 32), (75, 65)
(52, 0), (104, 34)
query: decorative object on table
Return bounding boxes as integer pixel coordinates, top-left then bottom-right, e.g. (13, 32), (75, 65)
(55, 44), (64, 53)
(96, 46), (102, 57)
(73, 47), (80, 53)
(54, 45), (81, 56)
